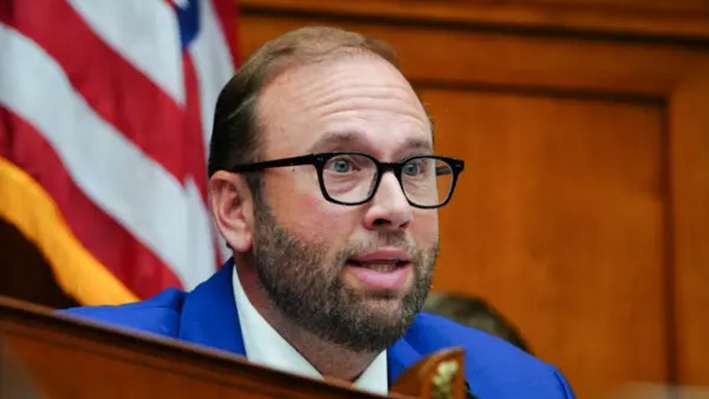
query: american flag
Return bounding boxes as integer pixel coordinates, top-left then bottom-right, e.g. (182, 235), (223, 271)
(0, 0), (237, 305)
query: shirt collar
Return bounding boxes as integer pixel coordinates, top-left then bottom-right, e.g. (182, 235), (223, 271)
(231, 266), (389, 395)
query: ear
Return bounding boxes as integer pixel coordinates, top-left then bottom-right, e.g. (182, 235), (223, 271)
(209, 171), (254, 253)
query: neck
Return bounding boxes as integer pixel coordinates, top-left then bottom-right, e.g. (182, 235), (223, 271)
(235, 256), (379, 381)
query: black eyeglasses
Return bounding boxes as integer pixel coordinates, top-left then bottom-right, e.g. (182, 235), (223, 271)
(228, 152), (464, 209)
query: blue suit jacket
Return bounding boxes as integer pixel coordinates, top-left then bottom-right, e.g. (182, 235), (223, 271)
(60, 261), (575, 399)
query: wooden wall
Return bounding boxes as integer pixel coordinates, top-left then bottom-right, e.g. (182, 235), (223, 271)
(236, 1), (709, 398)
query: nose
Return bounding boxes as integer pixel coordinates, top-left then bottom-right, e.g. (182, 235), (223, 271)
(362, 172), (413, 231)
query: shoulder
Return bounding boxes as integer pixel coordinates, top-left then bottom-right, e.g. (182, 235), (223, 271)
(405, 312), (575, 399)
(56, 288), (187, 338)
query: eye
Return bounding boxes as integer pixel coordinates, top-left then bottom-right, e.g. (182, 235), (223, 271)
(326, 157), (355, 173)
(403, 160), (423, 176)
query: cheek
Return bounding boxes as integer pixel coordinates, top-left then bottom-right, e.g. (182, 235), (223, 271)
(300, 193), (360, 242)
(412, 211), (439, 245)
(271, 184), (356, 243)
(265, 172), (319, 223)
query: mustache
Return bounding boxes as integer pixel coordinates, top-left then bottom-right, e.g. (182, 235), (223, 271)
(338, 232), (422, 260)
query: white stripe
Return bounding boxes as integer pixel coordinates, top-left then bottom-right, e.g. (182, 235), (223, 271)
(183, 177), (219, 286)
(66, 0), (185, 105)
(0, 24), (214, 288)
(189, 0), (236, 263)
(189, 0), (235, 157)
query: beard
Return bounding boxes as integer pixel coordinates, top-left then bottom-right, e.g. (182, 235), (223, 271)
(251, 199), (439, 353)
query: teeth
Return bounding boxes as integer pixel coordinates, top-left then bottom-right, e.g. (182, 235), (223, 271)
(363, 263), (398, 272)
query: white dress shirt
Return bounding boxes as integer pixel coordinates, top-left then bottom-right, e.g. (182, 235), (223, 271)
(232, 266), (389, 395)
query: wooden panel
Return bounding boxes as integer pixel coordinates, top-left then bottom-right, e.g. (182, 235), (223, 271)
(241, 0), (709, 40)
(669, 66), (709, 386)
(239, 13), (708, 96)
(420, 89), (666, 399)
(512, 0), (709, 13)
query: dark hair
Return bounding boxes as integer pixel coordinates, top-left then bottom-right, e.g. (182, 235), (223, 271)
(424, 292), (532, 353)
(207, 26), (399, 194)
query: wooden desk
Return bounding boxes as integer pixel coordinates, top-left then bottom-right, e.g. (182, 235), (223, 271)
(0, 296), (465, 399)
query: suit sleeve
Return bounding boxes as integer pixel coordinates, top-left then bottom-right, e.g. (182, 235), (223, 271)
(550, 366), (576, 399)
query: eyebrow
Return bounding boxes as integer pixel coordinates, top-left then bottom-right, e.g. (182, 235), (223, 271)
(308, 130), (433, 154)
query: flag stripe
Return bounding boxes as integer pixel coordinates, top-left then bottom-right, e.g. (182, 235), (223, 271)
(189, 0), (237, 155)
(180, 176), (221, 289)
(0, 156), (139, 305)
(180, 53), (223, 271)
(0, 107), (182, 299)
(190, 0), (238, 263)
(66, 0), (185, 105)
(211, 0), (238, 65)
(0, 23), (215, 289)
(0, 0), (189, 184)
(0, 0), (236, 301)
(182, 54), (209, 202)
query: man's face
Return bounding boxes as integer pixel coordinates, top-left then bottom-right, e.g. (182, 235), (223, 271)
(252, 54), (439, 352)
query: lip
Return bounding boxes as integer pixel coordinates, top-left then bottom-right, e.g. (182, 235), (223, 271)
(348, 248), (411, 264)
(346, 264), (412, 291)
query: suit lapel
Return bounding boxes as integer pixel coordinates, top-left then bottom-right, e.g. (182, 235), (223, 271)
(178, 260), (247, 356)
(387, 336), (423, 386)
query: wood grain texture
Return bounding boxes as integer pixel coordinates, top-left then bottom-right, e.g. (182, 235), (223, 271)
(240, 0), (709, 40)
(669, 65), (709, 387)
(0, 297), (401, 399)
(506, 0), (709, 13)
(421, 90), (667, 399)
(238, 13), (709, 97)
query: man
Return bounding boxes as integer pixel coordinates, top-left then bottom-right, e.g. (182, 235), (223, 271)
(424, 292), (532, 354)
(61, 26), (575, 398)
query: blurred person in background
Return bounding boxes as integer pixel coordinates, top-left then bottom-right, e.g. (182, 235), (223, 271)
(424, 292), (532, 353)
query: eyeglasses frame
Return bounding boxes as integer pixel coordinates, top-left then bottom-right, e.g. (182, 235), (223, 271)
(226, 151), (465, 209)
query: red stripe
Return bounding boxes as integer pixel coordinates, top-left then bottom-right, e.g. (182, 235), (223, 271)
(182, 55), (209, 202)
(0, 0), (191, 185)
(182, 54), (222, 267)
(0, 106), (183, 299)
(212, 0), (239, 65)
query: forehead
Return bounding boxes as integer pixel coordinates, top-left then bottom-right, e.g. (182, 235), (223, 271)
(256, 54), (432, 159)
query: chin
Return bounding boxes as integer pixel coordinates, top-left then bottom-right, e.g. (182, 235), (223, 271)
(363, 300), (417, 338)
(359, 294), (408, 317)
(349, 282), (411, 300)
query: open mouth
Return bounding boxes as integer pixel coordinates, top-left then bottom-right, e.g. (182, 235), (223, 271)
(344, 248), (413, 289)
(347, 259), (409, 273)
